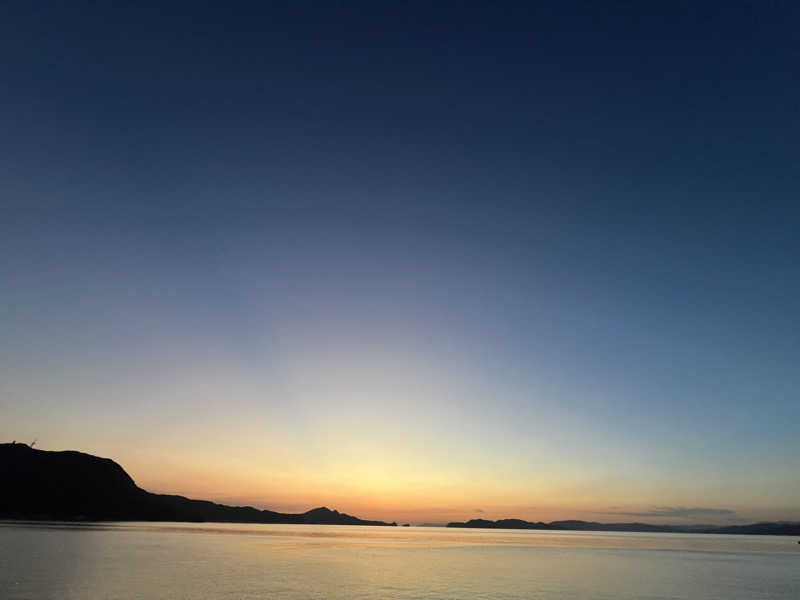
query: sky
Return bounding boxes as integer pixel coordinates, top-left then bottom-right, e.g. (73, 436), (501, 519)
(2, 2), (799, 525)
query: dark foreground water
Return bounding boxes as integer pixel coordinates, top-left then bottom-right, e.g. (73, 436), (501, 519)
(1, 521), (798, 599)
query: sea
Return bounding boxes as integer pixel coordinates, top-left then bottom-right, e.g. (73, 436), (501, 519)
(1, 521), (798, 599)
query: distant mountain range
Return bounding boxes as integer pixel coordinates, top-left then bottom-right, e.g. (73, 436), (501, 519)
(0, 443), (395, 526)
(447, 518), (800, 536)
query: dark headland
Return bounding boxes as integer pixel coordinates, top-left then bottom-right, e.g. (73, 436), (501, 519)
(447, 518), (800, 536)
(0, 443), (395, 526)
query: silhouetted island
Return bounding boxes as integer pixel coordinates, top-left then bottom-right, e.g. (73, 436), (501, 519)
(447, 517), (800, 536)
(0, 443), (396, 526)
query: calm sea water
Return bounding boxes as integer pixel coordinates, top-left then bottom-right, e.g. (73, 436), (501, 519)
(1, 521), (798, 599)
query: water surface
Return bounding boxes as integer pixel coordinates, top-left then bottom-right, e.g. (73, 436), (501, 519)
(1, 521), (798, 599)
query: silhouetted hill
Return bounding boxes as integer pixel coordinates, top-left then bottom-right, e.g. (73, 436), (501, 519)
(0, 443), (395, 526)
(447, 517), (800, 536)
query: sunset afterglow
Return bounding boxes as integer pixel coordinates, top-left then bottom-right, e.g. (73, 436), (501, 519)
(3, 2), (799, 528)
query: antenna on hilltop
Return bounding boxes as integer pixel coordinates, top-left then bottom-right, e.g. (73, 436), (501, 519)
(30, 438), (37, 448)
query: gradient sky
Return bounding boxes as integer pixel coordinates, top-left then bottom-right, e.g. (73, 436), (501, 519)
(2, 2), (799, 524)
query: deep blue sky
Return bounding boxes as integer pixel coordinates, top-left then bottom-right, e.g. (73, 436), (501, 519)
(2, 2), (799, 522)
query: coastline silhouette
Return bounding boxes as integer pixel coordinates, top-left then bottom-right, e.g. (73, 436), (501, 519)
(3, 442), (798, 536)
